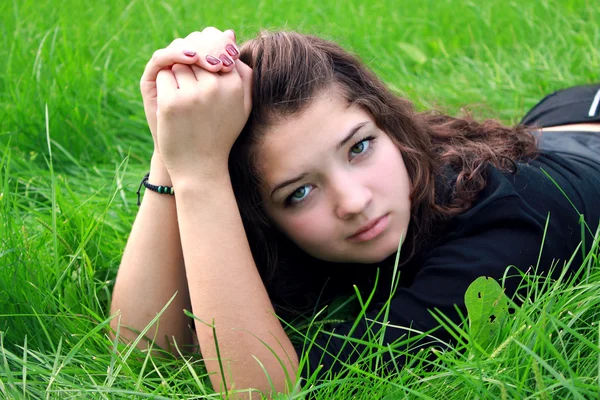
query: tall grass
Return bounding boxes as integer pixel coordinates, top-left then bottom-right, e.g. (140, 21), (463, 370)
(1, 0), (599, 397)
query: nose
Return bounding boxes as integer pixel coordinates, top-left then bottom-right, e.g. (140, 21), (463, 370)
(332, 174), (373, 220)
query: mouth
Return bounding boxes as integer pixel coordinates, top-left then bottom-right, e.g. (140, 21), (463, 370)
(347, 214), (390, 243)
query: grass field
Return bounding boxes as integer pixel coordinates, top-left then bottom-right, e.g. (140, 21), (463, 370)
(1, 0), (599, 398)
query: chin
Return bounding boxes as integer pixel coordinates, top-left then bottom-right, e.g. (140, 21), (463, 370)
(366, 243), (402, 263)
(356, 252), (396, 264)
(306, 242), (399, 264)
(340, 247), (398, 264)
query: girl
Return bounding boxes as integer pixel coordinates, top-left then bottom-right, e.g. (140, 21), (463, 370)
(110, 27), (600, 395)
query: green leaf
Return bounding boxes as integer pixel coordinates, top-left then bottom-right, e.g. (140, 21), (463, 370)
(465, 276), (512, 351)
(397, 42), (428, 65)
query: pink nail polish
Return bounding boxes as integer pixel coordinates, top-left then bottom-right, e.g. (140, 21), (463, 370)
(220, 54), (233, 67)
(206, 55), (221, 65)
(184, 50), (197, 57)
(226, 44), (239, 57)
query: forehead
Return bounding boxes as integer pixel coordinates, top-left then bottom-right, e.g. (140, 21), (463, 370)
(255, 94), (373, 185)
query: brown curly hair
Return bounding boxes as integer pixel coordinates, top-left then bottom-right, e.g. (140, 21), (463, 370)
(228, 31), (538, 295)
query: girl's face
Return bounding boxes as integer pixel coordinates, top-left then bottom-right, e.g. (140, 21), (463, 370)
(256, 91), (412, 264)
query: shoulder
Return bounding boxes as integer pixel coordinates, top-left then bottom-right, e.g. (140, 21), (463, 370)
(453, 152), (599, 228)
(417, 152), (599, 291)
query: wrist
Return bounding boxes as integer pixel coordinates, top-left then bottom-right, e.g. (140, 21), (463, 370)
(174, 176), (235, 211)
(150, 153), (173, 186)
(168, 160), (230, 188)
(172, 172), (232, 196)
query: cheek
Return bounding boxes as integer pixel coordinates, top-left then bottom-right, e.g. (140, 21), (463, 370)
(277, 210), (330, 244)
(382, 149), (411, 193)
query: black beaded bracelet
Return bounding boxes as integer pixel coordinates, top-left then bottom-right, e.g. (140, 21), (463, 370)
(136, 173), (175, 206)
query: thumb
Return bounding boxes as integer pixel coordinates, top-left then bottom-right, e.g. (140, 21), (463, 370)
(235, 60), (253, 117)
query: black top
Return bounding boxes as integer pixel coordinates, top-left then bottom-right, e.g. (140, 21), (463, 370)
(291, 149), (600, 377)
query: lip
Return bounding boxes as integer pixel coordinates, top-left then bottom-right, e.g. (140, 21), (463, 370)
(347, 214), (390, 243)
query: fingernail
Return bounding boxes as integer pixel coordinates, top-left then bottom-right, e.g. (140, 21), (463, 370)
(206, 55), (221, 65)
(220, 54), (233, 67)
(184, 50), (197, 57)
(226, 44), (239, 57)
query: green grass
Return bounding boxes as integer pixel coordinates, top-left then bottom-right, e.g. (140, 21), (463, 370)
(1, 0), (599, 398)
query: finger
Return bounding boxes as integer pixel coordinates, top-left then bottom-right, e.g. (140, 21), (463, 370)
(171, 64), (197, 90)
(190, 65), (218, 93)
(190, 64), (208, 81)
(217, 62), (251, 115)
(141, 47), (199, 92)
(185, 29), (225, 72)
(235, 60), (253, 117)
(217, 53), (236, 73)
(191, 65), (220, 100)
(217, 58), (241, 83)
(185, 28), (238, 72)
(156, 68), (178, 106)
(223, 29), (236, 42)
(170, 35), (228, 74)
(181, 48), (226, 74)
(224, 43), (240, 61)
(222, 30), (240, 62)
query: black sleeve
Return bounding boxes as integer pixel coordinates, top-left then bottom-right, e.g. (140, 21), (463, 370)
(297, 189), (573, 379)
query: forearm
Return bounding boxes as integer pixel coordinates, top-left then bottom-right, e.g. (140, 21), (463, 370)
(174, 174), (298, 394)
(110, 155), (192, 352)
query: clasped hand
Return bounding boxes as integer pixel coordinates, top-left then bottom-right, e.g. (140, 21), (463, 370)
(140, 27), (252, 182)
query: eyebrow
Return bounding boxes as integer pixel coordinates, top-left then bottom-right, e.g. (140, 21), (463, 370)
(270, 121), (370, 198)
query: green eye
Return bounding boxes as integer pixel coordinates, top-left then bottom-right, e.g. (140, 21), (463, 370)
(292, 187), (308, 199)
(287, 185), (312, 205)
(350, 139), (370, 156)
